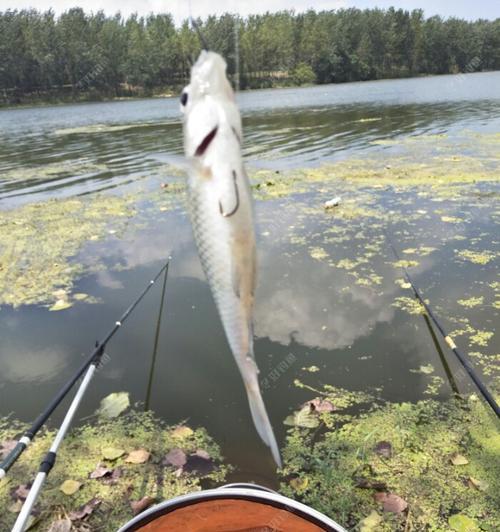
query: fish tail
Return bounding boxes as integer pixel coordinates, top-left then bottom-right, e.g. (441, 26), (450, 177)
(246, 383), (282, 468)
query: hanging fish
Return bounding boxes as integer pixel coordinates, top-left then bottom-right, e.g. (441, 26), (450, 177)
(181, 50), (281, 467)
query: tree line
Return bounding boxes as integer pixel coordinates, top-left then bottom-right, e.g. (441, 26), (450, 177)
(1, 7), (499, 104)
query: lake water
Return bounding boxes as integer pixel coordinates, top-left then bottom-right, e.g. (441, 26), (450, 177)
(1, 71), (499, 485)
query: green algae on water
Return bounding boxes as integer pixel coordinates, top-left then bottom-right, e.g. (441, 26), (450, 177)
(280, 391), (500, 531)
(392, 296), (425, 315)
(456, 249), (497, 265)
(0, 195), (135, 308)
(457, 296), (484, 308)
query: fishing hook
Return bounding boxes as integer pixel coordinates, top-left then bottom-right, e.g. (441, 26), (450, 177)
(219, 171), (240, 217)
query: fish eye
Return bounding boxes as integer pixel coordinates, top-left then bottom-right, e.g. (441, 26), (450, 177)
(180, 92), (188, 106)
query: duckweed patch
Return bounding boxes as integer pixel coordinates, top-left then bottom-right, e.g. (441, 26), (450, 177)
(0, 195), (135, 307)
(0, 409), (229, 531)
(457, 296), (484, 308)
(469, 330), (494, 347)
(392, 296), (425, 315)
(456, 249), (497, 265)
(280, 391), (500, 531)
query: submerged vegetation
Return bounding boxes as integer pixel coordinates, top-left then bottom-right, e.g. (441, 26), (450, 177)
(1, 7), (500, 105)
(0, 404), (229, 531)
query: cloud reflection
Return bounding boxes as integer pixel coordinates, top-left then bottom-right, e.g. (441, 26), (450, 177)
(0, 346), (67, 384)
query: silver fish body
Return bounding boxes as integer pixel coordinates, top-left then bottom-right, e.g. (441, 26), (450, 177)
(181, 51), (281, 467)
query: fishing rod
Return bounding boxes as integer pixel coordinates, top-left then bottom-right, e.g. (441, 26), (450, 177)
(0, 259), (170, 481)
(11, 258), (171, 532)
(386, 234), (500, 418)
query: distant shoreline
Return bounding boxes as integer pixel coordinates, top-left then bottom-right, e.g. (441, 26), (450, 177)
(2, 70), (498, 111)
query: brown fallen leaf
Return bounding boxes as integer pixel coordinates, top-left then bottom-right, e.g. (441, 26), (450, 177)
(89, 463), (113, 479)
(468, 476), (488, 491)
(13, 484), (31, 500)
(163, 448), (187, 468)
(47, 518), (72, 532)
(374, 492), (408, 513)
(450, 453), (469, 465)
(8, 499), (23, 513)
(130, 496), (156, 515)
(374, 441), (392, 459)
(305, 398), (335, 413)
(125, 449), (150, 464)
(0, 439), (17, 459)
(102, 467), (123, 485)
(69, 497), (102, 521)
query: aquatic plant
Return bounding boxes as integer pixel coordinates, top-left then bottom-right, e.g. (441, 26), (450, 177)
(0, 408), (229, 531)
(280, 389), (500, 531)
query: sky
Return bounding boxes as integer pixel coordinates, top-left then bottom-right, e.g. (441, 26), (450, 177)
(2, 0), (499, 23)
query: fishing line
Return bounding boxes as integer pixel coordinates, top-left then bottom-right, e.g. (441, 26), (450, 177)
(145, 260), (170, 410)
(0, 258), (171, 480)
(386, 232), (499, 418)
(188, 0), (209, 50)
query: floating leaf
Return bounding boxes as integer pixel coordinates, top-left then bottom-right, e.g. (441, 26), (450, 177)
(163, 448), (187, 468)
(450, 453), (469, 466)
(47, 518), (72, 532)
(97, 392), (130, 418)
(130, 496), (156, 515)
(59, 479), (82, 495)
(448, 514), (480, 531)
(125, 449), (150, 464)
(374, 492), (408, 513)
(102, 447), (125, 460)
(374, 441), (392, 459)
(102, 467), (123, 485)
(49, 299), (73, 311)
(468, 476), (488, 491)
(359, 510), (383, 532)
(13, 484), (30, 500)
(171, 425), (193, 439)
(307, 398), (335, 413)
(69, 498), (101, 521)
(89, 464), (112, 479)
(284, 405), (320, 428)
(290, 476), (309, 492)
(8, 499), (23, 513)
